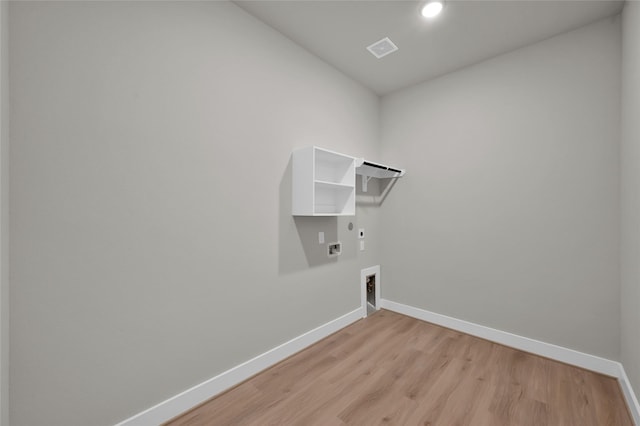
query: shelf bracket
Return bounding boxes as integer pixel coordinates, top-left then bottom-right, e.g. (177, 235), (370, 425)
(362, 175), (373, 192)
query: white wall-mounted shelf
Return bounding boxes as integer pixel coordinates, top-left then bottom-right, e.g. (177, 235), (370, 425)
(292, 146), (356, 216)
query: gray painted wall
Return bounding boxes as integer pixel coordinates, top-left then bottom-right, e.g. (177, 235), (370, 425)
(9, 2), (380, 425)
(379, 17), (621, 360)
(621, 0), (640, 398)
(0, 1), (8, 424)
(7, 1), (635, 424)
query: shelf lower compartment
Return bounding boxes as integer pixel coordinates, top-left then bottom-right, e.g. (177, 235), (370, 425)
(314, 183), (355, 215)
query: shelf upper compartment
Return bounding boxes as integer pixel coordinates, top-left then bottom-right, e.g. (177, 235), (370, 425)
(355, 159), (405, 179)
(315, 148), (355, 186)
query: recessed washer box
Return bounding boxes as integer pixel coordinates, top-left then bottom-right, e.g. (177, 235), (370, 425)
(328, 242), (342, 257)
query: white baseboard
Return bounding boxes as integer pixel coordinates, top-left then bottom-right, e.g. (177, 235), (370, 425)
(618, 363), (640, 425)
(114, 307), (364, 426)
(380, 299), (619, 374)
(380, 299), (640, 425)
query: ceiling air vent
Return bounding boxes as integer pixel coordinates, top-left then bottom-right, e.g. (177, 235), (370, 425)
(366, 37), (398, 59)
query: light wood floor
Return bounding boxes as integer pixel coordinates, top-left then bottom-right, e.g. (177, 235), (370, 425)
(166, 310), (633, 426)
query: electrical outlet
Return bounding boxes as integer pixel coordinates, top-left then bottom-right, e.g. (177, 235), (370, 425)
(319, 232), (324, 244)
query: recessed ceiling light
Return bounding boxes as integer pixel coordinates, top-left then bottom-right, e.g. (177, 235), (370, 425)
(421, 1), (443, 18)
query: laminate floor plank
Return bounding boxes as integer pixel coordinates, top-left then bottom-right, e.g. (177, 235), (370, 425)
(165, 309), (633, 426)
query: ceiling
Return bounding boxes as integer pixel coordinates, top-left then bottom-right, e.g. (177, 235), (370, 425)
(235, 0), (624, 95)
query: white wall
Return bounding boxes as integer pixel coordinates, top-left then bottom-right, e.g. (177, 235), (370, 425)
(8, 1), (633, 424)
(0, 1), (8, 424)
(380, 17), (621, 360)
(621, 0), (640, 398)
(9, 2), (379, 425)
